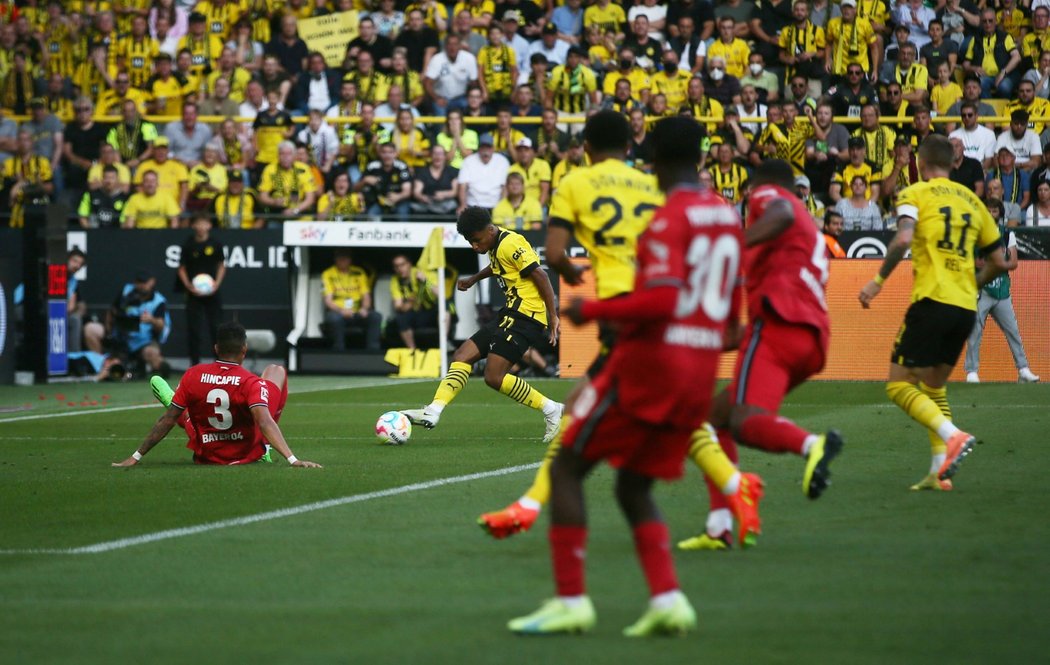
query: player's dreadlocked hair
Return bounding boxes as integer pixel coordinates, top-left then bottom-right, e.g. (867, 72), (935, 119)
(457, 206), (494, 236)
(216, 321), (248, 356)
(584, 110), (632, 153)
(751, 159), (796, 190)
(650, 116), (704, 168)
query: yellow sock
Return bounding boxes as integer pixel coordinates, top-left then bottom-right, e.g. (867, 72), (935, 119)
(886, 381), (948, 435)
(499, 374), (547, 410)
(919, 382), (950, 456)
(689, 424), (738, 492)
(433, 361), (472, 407)
(522, 415), (571, 505)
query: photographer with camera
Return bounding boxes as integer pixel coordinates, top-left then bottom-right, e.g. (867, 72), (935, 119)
(84, 270), (172, 379)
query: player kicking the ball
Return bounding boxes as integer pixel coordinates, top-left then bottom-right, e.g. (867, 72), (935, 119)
(401, 209), (563, 442)
(858, 135), (1009, 490)
(479, 111), (763, 543)
(113, 321), (321, 468)
(678, 159), (843, 552)
(507, 117), (743, 637)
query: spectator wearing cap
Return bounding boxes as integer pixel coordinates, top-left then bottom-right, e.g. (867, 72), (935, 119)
(825, 0), (880, 80)
(882, 135), (921, 201)
(133, 136), (189, 209)
(187, 141), (228, 211)
(178, 11), (225, 80)
(122, 170), (182, 229)
(508, 136), (552, 207)
(500, 12), (532, 73)
(949, 135), (987, 197)
(987, 145), (1031, 209)
(550, 0), (584, 43)
(996, 109), (1043, 171)
(546, 46), (599, 125)
(213, 169), (257, 228)
(963, 8), (1022, 98)
(796, 175), (825, 226)
(457, 132), (510, 212)
(949, 101), (997, 169)
(1005, 78), (1050, 137)
(165, 101), (214, 168)
(499, 0), (544, 40)
(491, 171), (542, 230)
(528, 21), (570, 66)
(830, 136), (880, 203)
(424, 34), (478, 116)
(96, 269), (172, 378)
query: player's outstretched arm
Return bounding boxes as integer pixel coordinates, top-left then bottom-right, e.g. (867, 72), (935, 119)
(112, 404), (183, 467)
(250, 406), (322, 468)
(544, 222), (587, 285)
(458, 265), (492, 291)
(744, 198), (794, 247)
(529, 266), (560, 345)
(859, 216), (915, 309)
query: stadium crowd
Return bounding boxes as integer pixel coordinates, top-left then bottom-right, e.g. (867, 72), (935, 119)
(3, 0), (1050, 237)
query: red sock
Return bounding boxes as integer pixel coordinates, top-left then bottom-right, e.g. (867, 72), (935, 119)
(550, 525), (588, 596)
(632, 521), (679, 597)
(738, 414), (808, 455)
(704, 428), (738, 511)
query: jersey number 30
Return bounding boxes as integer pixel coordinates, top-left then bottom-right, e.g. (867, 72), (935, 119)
(676, 234), (740, 322)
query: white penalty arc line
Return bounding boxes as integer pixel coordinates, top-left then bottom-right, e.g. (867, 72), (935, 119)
(0, 378), (431, 424)
(0, 462), (540, 556)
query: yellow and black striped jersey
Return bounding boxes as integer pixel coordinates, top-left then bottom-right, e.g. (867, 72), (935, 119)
(488, 229), (547, 324)
(826, 16), (878, 75)
(707, 163), (749, 204)
(478, 44), (516, 99)
(196, 0), (242, 40)
(452, 0), (495, 35)
(114, 0), (150, 35)
(896, 178), (1000, 311)
(177, 34), (224, 78)
(686, 96), (724, 133)
(583, 3), (626, 34)
(344, 70), (390, 105)
(547, 64), (597, 114)
(852, 125), (895, 173)
(385, 70), (425, 103)
(117, 36), (160, 89)
(43, 25), (77, 79)
(548, 158), (662, 299)
(779, 21), (826, 80)
(1004, 97), (1050, 136)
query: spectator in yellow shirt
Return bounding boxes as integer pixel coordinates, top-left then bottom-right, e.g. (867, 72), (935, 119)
(132, 137), (189, 209)
(322, 249), (382, 351)
(509, 137), (552, 207)
(707, 16), (751, 78)
(122, 170), (182, 229)
(492, 172), (543, 230)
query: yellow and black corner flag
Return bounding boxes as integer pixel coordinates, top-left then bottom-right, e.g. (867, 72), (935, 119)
(418, 227), (446, 271)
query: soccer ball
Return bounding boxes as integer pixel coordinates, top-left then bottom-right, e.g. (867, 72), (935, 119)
(375, 411), (412, 445)
(192, 273), (216, 295)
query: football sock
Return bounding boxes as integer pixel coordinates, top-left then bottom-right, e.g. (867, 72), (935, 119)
(550, 525), (588, 596)
(633, 521), (679, 596)
(886, 381), (959, 442)
(650, 590), (682, 611)
(704, 428), (737, 513)
(522, 415), (571, 506)
(499, 374), (549, 411)
(737, 413), (809, 455)
(431, 361), (471, 408)
(689, 425), (739, 494)
(919, 382), (951, 472)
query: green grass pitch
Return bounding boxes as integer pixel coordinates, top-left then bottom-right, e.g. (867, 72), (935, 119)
(0, 377), (1047, 664)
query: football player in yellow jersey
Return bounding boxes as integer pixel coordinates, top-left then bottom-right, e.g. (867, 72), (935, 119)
(478, 111), (662, 539)
(859, 135), (1010, 490)
(401, 207), (564, 445)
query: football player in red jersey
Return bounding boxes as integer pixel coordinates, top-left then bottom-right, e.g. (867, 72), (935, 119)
(113, 321), (321, 468)
(679, 158), (843, 552)
(507, 117), (745, 637)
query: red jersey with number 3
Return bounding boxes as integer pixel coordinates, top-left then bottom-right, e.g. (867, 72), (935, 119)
(171, 360), (269, 464)
(744, 184), (831, 348)
(607, 186), (744, 426)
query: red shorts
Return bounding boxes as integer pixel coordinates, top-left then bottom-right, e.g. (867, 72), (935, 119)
(184, 379), (287, 465)
(727, 313), (826, 413)
(562, 371), (697, 480)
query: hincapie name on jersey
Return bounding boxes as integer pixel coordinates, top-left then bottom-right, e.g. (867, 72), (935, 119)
(200, 373), (243, 386)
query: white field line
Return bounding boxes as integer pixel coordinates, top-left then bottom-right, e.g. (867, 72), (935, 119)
(0, 462), (540, 556)
(0, 378), (431, 423)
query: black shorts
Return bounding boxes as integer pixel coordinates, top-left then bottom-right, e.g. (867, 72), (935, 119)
(585, 322), (619, 379)
(470, 309), (547, 365)
(891, 298), (976, 368)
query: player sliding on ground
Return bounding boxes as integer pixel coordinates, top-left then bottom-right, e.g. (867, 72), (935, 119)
(858, 134), (1009, 490)
(478, 111), (763, 543)
(113, 321), (321, 468)
(401, 208), (564, 442)
(678, 159), (844, 552)
(507, 117), (744, 636)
